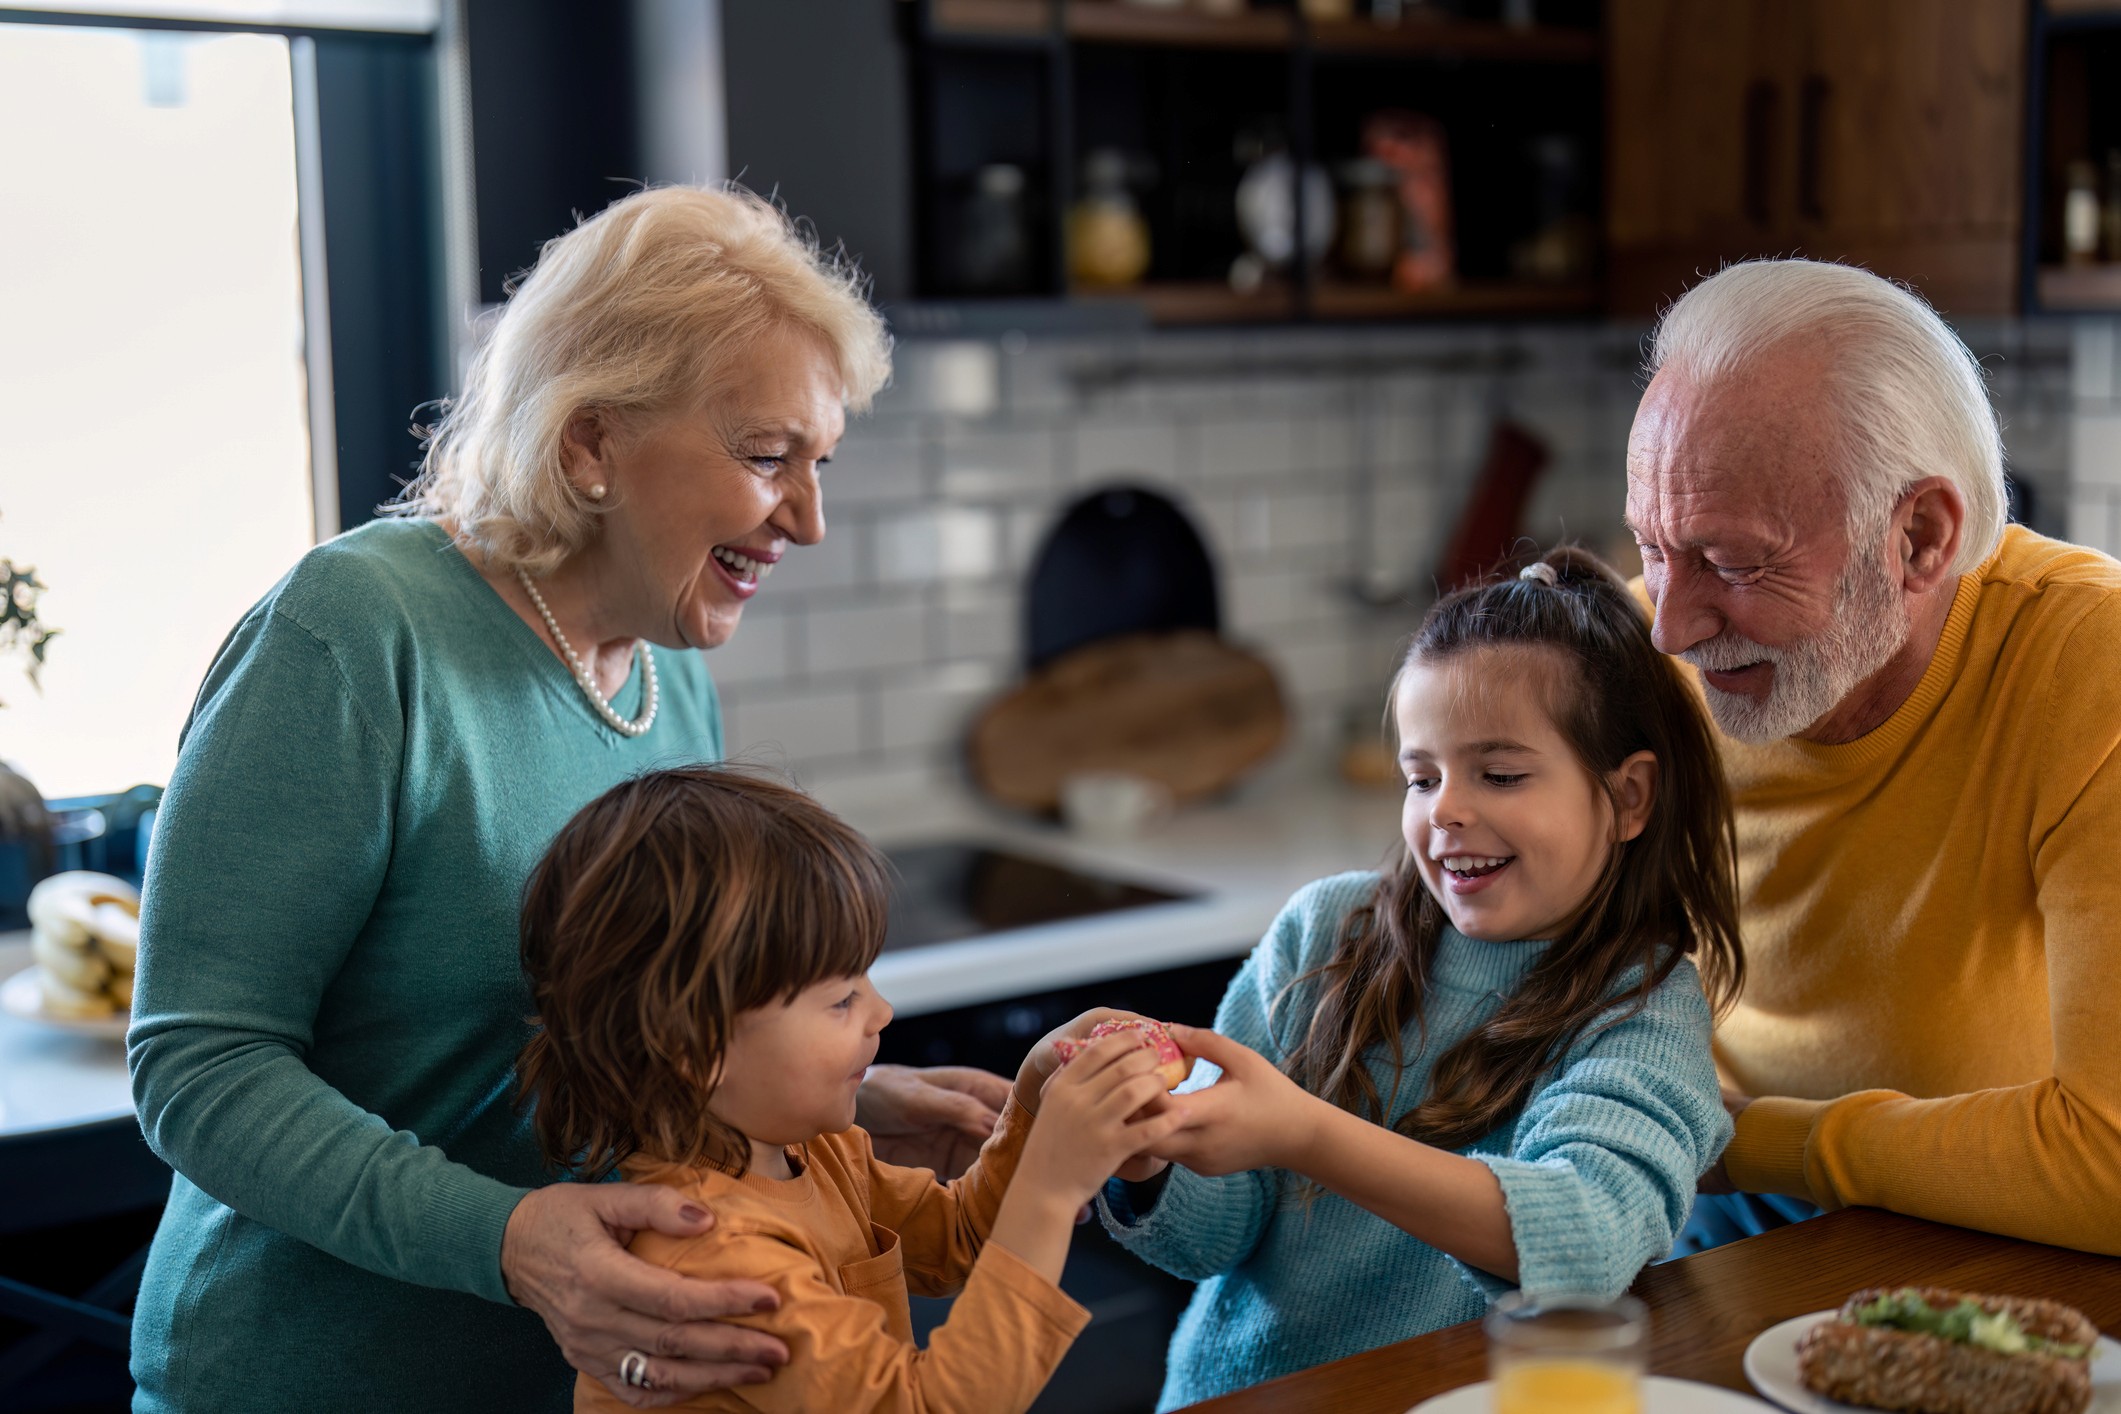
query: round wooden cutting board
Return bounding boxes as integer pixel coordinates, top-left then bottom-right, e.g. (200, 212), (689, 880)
(968, 629), (1288, 812)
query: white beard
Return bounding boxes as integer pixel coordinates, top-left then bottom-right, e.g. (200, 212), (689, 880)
(1681, 550), (1910, 744)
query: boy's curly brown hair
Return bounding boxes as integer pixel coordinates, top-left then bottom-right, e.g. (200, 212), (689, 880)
(515, 764), (891, 1180)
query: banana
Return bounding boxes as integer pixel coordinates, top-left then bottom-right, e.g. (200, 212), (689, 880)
(88, 902), (139, 970)
(33, 927), (112, 991)
(26, 872), (143, 1014)
(40, 968), (119, 1019)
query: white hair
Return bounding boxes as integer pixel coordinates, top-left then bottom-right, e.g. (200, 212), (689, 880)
(1647, 259), (2007, 576)
(397, 185), (893, 575)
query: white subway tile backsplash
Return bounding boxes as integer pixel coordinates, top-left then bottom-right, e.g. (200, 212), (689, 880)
(1258, 630), (1363, 709)
(1001, 504), (1056, 573)
(876, 662), (1006, 752)
(1225, 564), (1345, 632)
(938, 586), (1018, 663)
(2071, 320), (2118, 407)
(701, 610), (792, 689)
(802, 597), (929, 675)
(1359, 482), (1444, 593)
(875, 506), (1004, 584)
(891, 341), (1002, 417)
(2072, 412), (2121, 489)
(1301, 412), (1360, 476)
(829, 427), (931, 507)
(721, 683), (866, 766)
(1198, 414), (1298, 481)
(1075, 419), (1184, 486)
(2068, 491), (2120, 557)
(1264, 488), (1352, 553)
(938, 424), (1058, 499)
(770, 519), (869, 594)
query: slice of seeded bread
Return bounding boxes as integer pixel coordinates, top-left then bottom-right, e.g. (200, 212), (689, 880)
(1795, 1288), (2097, 1414)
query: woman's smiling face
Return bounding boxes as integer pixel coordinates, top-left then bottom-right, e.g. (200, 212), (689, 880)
(1396, 646), (1651, 943)
(567, 325), (846, 651)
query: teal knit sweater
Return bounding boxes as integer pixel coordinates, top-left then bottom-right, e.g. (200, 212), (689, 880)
(1099, 871), (1731, 1411)
(128, 520), (723, 1413)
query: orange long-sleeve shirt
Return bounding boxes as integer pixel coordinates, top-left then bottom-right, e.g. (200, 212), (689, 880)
(1651, 527), (2121, 1253)
(575, 1097), (1088, 1414)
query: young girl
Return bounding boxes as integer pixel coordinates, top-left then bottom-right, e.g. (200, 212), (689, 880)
(515, 765), (1186, 1413)
(1100, 547), (1745, 1409)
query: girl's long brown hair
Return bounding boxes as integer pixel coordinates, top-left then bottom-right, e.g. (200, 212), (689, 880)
(1276, 546), (1742, 1150)
(515, 764), (891, 1180)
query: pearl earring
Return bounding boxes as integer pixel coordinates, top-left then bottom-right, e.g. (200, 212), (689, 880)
(585, 483), (607, 502)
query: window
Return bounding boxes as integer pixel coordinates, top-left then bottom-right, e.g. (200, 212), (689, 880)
(0, 22), (317, 797)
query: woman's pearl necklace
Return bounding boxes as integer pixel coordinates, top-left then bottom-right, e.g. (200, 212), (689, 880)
(514, 569), (658, 738)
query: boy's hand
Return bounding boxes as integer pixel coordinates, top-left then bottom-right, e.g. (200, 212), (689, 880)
(1018, 1033), (1189, 1208)
(1013, 1007), (1148, 1114)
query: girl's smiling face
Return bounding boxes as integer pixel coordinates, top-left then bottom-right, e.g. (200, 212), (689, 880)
(1396, 646), (1656, 942)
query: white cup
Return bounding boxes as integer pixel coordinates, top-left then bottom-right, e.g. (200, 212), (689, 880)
(1059, 771), (1173, 841)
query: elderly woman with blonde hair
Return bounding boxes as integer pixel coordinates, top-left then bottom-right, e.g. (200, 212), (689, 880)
(127, 186), (1006, 1413)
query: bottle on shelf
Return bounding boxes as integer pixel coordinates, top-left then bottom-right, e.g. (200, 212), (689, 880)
(1069, 149), (1152, 290)
(2064, 158), (2101, 267)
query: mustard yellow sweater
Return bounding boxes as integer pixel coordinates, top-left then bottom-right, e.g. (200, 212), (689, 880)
(1675, 527), (2121, 1254)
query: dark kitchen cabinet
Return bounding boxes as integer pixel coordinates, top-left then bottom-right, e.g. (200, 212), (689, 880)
(897, 0), (1606, 327)
(1607, 0), (2027, 318)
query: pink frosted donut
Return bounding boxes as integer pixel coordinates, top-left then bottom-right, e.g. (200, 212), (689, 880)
(1053, 1017), (1189, 1090)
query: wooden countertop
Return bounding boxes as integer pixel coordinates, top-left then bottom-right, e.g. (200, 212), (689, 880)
(1178, 1208), (2121, 1411)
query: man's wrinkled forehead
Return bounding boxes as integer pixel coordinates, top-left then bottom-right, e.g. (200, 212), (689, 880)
(1624, 362), (1850, 538)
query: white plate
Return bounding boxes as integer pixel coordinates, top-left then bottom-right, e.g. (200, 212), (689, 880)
(1744, 1311), (2121, 1414)
(1411, 1374), (1776, 1412)
(0, 965), (129, 1040)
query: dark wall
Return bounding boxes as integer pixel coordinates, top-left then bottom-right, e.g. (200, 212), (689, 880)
(465, 0), (643, 303)
(722, 0), (913, 303)
(314, 31), (446, 527)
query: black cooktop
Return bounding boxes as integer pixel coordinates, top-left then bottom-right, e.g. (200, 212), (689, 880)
(881, 842), (1194, 954)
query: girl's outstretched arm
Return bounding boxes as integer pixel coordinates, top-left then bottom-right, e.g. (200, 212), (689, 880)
(1160, 963), (1729, 1298)
(1158, 1025), (1521, 1282)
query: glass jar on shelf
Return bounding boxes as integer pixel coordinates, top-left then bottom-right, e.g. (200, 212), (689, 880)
(1068, 148), (1152, 290)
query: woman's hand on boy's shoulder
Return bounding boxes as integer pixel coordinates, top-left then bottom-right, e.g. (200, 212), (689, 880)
(501, 1182), (789, 1407)
(1013, 1008), (1151, 1114)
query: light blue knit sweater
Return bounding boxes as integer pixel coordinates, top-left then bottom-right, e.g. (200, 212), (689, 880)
(1099, 871), (1731, 1410)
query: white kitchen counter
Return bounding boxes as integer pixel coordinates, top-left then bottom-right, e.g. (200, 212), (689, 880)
(0, 933), (134, 1139)
(824, 757), (1405, 1017)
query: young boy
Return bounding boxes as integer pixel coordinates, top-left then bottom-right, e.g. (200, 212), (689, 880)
(514, 765), (1186, 1413)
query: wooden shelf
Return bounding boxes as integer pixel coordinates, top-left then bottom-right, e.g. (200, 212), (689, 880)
(1310, 278), (1600, 319)
(1309, 16), (1599, 63)
(1066, 277), (1598, 325)
(926, 0), (1055, 41)
(1068, 2), (1292, 49)
(925, 0), (1595, 59)
(2038, 263), (2121, 309)
(1072, 280), (1299, 324)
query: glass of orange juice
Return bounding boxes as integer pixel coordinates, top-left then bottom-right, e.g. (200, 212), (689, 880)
(1484, 1291), (1647, 1414)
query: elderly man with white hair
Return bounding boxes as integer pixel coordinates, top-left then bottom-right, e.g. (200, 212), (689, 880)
(1626, 259), (2121, 1257)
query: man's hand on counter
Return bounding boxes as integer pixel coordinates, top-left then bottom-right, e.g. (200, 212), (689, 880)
(857, 1064), (1012, 1180)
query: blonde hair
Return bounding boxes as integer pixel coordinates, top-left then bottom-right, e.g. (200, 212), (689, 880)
(1649, 259), (2006, 575)
(397, 185), (893, 574)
